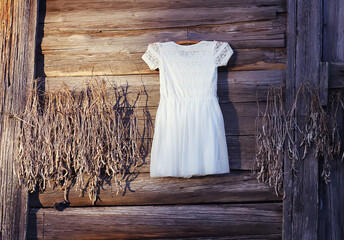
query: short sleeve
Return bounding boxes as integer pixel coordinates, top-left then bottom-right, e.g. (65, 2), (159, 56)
(214, 41), (234, 67)
(141, 43), (160, 70)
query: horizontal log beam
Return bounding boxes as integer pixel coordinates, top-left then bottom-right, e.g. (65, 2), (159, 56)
(27, 203), (282, 239)
(41, 0), (286, 15)
(44, 69), (285, 105)
(29, 171), (280, 208)
(39, 0), (285, 30)
(37, 48), (286, 77)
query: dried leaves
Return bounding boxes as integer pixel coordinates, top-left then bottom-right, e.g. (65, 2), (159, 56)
(255, 84), (344, 196)
(15, 79), (152, 204)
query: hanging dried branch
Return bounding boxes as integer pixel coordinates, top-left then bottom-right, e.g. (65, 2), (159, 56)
(255, 83), (344, 196)
(255, 85), (285, 196)
(15, 78), (153, 204)
(299, 84), (342, 183)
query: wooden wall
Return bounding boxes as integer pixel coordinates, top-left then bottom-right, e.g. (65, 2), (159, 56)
(319, 0), (344, 239)
(28, 0), (287, 239)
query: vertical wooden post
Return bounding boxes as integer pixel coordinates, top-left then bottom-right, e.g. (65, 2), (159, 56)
(284, 0), (322, 239)
(0, 0), (38, 239)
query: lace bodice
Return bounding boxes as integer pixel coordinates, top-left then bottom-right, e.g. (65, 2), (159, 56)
(142, 40), (234, 100)
(142, 40), (233, 70)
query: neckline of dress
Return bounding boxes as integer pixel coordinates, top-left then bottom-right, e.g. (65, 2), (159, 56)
(169, 40), (206, 48)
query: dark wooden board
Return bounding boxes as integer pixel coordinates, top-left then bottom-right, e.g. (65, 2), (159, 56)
(284, 0), (322, 239)
(323, 0), (344, 63)
(29, 171), (282, 208)
(27, 203), (282, 239)
(328, 62), (344, 88)
(319, 1), (344, 239)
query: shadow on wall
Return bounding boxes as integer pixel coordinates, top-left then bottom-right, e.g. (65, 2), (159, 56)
(35, 0), (46, 108)
(218, 50), (242, 170)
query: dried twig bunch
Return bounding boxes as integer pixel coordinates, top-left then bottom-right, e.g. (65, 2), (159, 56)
(16, 79), (152, 203)
(299, 85), (342, 183)
(255, 83), (343, 196)
(255, 85), (285, 196)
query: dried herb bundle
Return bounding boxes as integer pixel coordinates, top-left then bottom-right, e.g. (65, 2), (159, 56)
(299, 85), (342, 183)
(255, 84), (344, 196)
(15, 79), (152, 203)
(255, 86), (285, 196)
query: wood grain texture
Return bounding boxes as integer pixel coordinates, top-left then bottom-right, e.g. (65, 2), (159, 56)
(44, 69), (286, 105)
(319, 1), (344, 239)
(29, 171), (282, 208)
(323, 0), (344, 62)
(0, 0), (38, 239)
(318, 109), (344, 240)
(283, 1), (296, 238)
(39, 0), (286, 31)
(37, 47), (286, 77)
(284, 0), (321, 239)
(27, 203), (282, 239)
(41, 0), (286, 14)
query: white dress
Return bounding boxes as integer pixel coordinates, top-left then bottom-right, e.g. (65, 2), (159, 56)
(142, 40), (234, 178)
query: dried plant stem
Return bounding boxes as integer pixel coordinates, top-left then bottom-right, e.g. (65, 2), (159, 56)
(255, 84), (343, 196)
(16, 79), (152, 204)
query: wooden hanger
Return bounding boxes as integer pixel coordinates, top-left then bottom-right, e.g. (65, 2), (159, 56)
(175, 40), (200, 45)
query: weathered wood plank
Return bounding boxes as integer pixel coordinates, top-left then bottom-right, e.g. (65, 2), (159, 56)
(319, 1), (344, 240)
(284, 0), (321, 239)
(40, 8), (277, 31)
(40, 1), (282, 31)
(323, 0), (344, 63)
(0, 0), (38, 239)
(283, 0), (296, 238)
(29, 171), (282, 208)
(27, 203), (282, 239)
(37, 48), (286, 77)
(318, 106), (344, 240)
(40, 18), (286, 51)
(44, 69), (285, 105)
(41, 0), (286, 15)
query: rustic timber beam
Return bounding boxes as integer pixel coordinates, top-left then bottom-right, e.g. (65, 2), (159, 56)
(0, 0), (39, 239)
(284, 0), (322, 239)
(29, 171), (282, 208)
(27, 203), (283, 239)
